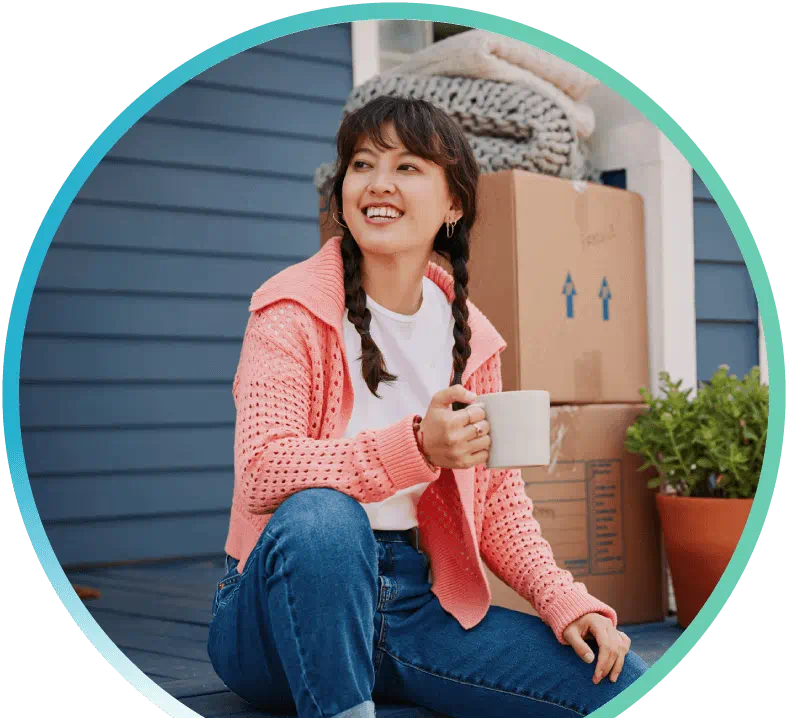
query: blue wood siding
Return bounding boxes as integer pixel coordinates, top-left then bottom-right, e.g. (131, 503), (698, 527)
(20, 25), (352, 567)
(693, 171), (760, 385)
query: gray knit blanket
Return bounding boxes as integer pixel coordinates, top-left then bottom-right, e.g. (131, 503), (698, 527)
(313, 74), (599, 198)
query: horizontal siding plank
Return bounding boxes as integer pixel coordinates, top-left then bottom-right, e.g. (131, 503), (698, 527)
(693, 171), (713, 201)
(95, 568), (221, 594)
(101, 569), (222, 593)
(26, 25), (350, 567)
(103, 555), (224, 576)
(85, 581), (215, 616)
(69, 571), (216, 602)
(76, 162), (318, 218)
(88, 610), (209, 643)
(53, 203), (320, 257)
(26, 293), (249, 340)
(254, 25), (351, 64)
(20, 385), (235, 427)
(23, 425), (233, 475)
(693, 202), (742, 262)
(156, 675), (229, 700)
(180, 692), (272, 717)
(696, 321), (760, 384)
(71, 574), (214, 609)
(35, 246), (288, 295)
(695, 263), (758, 322)
(31, 471), (232, 521)
(92, 616), (213, 662)
(147, 84), (343, 138)
(117, 634), (211, 664)
(45, 513), (229, 566)
(21, 337), (240, 382)
(108, 123), (335, 178)
(193, 49), (352, 102)
(121, 648), (214, 681)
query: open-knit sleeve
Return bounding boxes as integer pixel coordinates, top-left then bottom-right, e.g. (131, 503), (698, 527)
(476, 351), (618, 644)
(232, 307), (441, 516)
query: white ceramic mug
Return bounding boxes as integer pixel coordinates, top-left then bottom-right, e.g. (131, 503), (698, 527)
(470, 390), (550, 468)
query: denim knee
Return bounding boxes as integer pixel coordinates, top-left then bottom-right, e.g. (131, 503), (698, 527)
(580, 649), (649, 714)
(259, 488), (375, 565)
(606, 650), (648, 693)
(275, 487), (371, 529)
(619, 650), (649, 685)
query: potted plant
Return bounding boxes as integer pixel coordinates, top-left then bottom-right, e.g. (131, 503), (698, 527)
(624, 365), (768, 628)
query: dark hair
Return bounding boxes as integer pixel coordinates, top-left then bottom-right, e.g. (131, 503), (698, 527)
(320, 95), (480, 411)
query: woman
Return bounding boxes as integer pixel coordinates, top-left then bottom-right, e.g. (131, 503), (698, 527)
(208, 95), (648, 717)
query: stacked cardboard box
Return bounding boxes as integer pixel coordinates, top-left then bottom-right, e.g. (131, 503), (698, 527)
(318, 170), (666, 624)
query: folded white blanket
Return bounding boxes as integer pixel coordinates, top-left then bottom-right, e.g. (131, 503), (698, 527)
(380, 29), (599, 138)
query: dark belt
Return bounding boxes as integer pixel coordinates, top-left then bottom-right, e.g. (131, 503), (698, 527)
(404, 527), (420, 552)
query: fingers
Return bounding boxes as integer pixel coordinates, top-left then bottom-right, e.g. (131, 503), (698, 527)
(453, 402), (486, 426)
(565, 616), (630, 685)
(426, 391), (492, 469)
(432, 385), (477, 409)
(609, 631), (631, 684)
(589, 623), (618, 684)
(463, 419), (491, 443)
(609, 647), (626, 684)
(467, 434), (491, 457)
(466, 448), (490, 468)
(461, 420), (491, 468)
(563, 625), (596, 665)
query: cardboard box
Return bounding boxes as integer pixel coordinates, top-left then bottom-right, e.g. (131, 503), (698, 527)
(483, 404), (666, 625)
(319, 170), (650, 404)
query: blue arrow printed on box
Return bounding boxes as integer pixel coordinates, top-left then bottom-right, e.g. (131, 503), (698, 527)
(599, 277), (612, 321)
(562, 272), (577, 318)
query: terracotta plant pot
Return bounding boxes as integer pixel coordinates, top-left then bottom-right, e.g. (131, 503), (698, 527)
(656, 494), (753, 628)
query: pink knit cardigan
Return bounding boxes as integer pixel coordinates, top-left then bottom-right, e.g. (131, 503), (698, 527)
(226, 236), (617, 643)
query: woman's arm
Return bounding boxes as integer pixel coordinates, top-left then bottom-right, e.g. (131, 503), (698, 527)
(233, 305), (440, 515)
(476, 351), (617, 644)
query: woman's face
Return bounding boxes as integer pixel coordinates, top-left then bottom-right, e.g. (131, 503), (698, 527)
(341, 122), (462, 259)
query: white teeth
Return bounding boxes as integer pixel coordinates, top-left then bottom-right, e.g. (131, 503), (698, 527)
(365, 207), (402, 219)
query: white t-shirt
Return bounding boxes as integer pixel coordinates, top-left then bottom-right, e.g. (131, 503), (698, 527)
(342, 275), (455, 529)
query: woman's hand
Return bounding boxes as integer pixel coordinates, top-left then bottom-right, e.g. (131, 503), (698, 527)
(419, 385), (490, 470)
(563, 613), (632, 684)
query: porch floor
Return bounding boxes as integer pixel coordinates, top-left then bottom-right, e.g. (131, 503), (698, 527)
(67, 557), (682, 717)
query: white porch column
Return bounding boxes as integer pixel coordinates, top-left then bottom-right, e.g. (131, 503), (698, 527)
(351, 21), (380, 87)
(759, 311), (769, 385)
(588, 85), (698, 398)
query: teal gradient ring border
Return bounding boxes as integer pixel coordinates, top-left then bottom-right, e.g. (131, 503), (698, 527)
(3, 4), (783, 717)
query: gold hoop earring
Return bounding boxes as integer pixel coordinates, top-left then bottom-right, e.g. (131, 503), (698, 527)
(445, 219), (457, 238)
(332, 211), (349, 229)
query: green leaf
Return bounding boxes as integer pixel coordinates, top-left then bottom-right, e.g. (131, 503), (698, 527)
(743, 428), (759, 441)
(629, 365), (768, 496)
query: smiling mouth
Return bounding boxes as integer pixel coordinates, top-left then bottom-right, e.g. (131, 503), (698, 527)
(363, 208), (404, 224)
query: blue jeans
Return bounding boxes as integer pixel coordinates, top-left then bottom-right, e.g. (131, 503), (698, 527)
(207, 488), (648, 717)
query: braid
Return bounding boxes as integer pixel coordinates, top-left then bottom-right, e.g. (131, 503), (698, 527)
(446, 222), (473, 411)
(340, 231), (398, 399)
